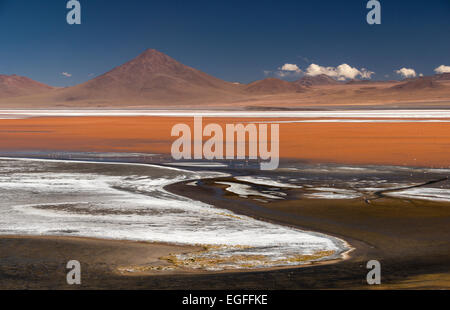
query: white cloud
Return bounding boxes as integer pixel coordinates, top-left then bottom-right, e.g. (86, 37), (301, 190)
(305, 63), (374, 80)
(62, 72), (72, 77)
(434, 65), (450, 74)
(280, 63), (301, 72)
(269, 63), (303, 79)
(395, 68), (416, 79)
(336, 64), (361, 80)
(306, 64), (336, 77)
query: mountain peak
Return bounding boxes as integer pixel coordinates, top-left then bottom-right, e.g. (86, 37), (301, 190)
(107, 49), (186, 77)
(56, 48), (243, 103)
(137, 48), (173, 61)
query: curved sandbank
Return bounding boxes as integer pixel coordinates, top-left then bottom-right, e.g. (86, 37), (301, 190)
(0, 157), (351, 272)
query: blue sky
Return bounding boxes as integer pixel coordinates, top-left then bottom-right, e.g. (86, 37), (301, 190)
(0, 0), (449, 86)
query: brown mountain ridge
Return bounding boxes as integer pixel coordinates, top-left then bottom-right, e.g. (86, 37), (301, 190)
(0, 49), (449, 108)
(0, 74), (54, 99)
(245, 78), (306, 94)
(295, 74), (341, 87)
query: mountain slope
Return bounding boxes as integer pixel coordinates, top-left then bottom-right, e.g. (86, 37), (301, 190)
(434, 73), (450, 81)
(244, 78), (306, 94)
(295, 74), (340, 87)
(0, 74), (54, 98)
(390, 77), (443, 91)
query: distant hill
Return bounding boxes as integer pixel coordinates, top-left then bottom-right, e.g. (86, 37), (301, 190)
(434, 73), (450, 81)
(390, 77), (443, 91)
(244, 78), (306, 94)
(295, 74), (340, 87)
(346, 79), (376, 85)
(0, 74), (53, 98)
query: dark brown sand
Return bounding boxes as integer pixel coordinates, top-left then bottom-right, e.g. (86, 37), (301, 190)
(0, 236), (208, 289)
(166, 179), (450, 290)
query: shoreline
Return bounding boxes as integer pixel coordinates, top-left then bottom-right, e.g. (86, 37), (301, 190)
(0, 156), (449, 289)
(0, 157), (352, 281)
(0, 234), (353, 277)
(165, 176), (450, 289)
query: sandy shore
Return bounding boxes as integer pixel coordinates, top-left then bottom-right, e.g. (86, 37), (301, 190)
(0, 235), (206, 289)
(0, 234), (352, 290)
